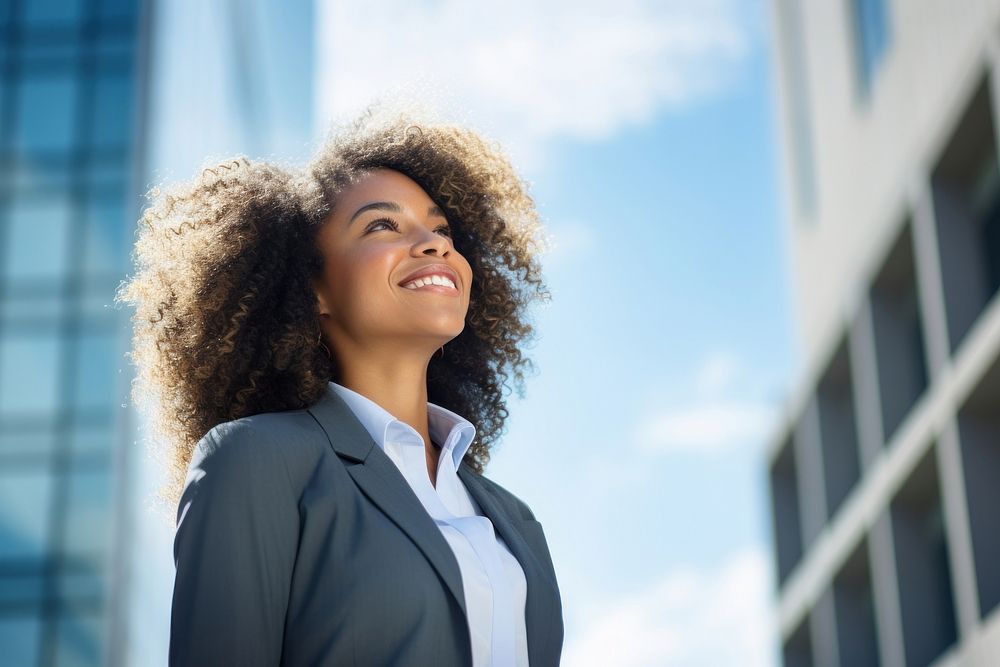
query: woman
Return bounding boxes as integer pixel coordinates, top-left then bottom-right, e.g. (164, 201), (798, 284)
(117, 108), (563, 666)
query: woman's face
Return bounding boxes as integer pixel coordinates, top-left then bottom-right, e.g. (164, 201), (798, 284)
(312, 168), (474, 359)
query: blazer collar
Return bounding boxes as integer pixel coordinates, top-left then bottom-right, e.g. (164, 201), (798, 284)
(305, 383), (558, 666)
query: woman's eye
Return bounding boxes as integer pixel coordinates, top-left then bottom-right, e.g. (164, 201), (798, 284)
(436, 225), (453, 238)
(365, 218), (399, 233)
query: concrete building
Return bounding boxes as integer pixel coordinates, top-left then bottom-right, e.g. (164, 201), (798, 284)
(0, 0), (314, 664)
(766, 1), (1000, 666)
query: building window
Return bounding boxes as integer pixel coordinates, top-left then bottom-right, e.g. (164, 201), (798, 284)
(930, 74), (1000, 354)
(849, 0), (891, 98)
(777, 0), (818, 218)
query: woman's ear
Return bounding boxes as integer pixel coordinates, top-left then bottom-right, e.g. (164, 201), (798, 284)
(312, 279), (332, 318)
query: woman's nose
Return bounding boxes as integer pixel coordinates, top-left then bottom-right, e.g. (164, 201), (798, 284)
(411, 228), (451, 256)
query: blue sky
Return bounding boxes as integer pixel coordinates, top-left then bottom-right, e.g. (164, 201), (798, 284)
(313, 0), (799, 663)
(141, 1), (802, 664)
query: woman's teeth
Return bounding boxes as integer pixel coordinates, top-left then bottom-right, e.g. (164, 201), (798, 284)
(403, 275), (456, 290)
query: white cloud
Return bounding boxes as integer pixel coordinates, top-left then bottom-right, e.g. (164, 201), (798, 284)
(315, 0), (749, 171)
(694, 349), (741, 395)
(635, 351), (778, 454)
(636, 401), (774, 453)
(563, 546), (777, 667)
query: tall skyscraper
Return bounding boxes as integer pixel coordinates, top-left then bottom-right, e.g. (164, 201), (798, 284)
(766, 1), (1000, 665)
(0, 0), (315, 664)
(0, 1), (151, 664)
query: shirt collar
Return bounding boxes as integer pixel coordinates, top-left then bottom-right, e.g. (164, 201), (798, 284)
(328, 381), (477, 471)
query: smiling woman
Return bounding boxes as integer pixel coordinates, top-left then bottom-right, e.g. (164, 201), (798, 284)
(115, 105), (561, 666)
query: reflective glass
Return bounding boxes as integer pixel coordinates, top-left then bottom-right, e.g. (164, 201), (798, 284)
(852, 0), (890, 93)
(71, 420), (114, 455)
(0, 615), (42, 667)
(0, 332), (62, 418)
(83, 192), (127, 275)
(10, 157), (73, 191)
(85, 159), (128, 190)
(80, 283), (123, 319)
(21, 38), (79, 68)
(15, 72), (80, 155)
(58, 560), (109, 601)
(5, 191), (74, 281)
(0, 569), (46, 604)
(99, 0), (136, 21)
(91, 67), (133, 150)
(0, 427), (53, 456)
(73, 330), (119, 412)
(95, 29), (134, 64)
(24, 0), (84, 24)
(63, 462), (112, 560)
(0, 285), (63, 325)
(0, 466), (54, 559)
(56, 607), (106, 667)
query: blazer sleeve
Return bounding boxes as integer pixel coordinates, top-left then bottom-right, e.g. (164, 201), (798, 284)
(169, 420), (300, 667)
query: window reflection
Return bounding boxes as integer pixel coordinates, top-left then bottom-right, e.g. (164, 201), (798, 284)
(56, 608), (105, 666)
(24, 0), (84, 25)
(0, 467), (53, 560)
(5, 192), (74, 282)
(73, 330), (118, 412)
(0, 332), (62, 418)
(91, 67), (133, 150)
(64, 462), (112, 560)
(0, 616), (42, 667)
(15, 72), (79, 155)
(84, 192), (127, 275)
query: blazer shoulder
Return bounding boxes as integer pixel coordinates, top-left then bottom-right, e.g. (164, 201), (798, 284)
(465, 464), (539, 522)
(197, 408), (329, 493)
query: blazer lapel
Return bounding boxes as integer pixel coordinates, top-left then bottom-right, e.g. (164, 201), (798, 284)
(306, 385), (469, 620)
(457, 464), (563, 667)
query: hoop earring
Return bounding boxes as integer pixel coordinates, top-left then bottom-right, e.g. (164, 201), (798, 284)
(318, 330), (332, 360)
(436, 345), (445, 359)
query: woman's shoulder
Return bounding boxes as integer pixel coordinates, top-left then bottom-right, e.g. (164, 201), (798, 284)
(195, 407), (330, 491)
(461, 462), (539, 522)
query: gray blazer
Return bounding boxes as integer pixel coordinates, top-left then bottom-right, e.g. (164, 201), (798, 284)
(169, 383), (564, 666)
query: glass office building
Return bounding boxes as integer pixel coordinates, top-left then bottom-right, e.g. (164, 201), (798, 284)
(0, 0), (315, 664)
(0, 0), (150, 665)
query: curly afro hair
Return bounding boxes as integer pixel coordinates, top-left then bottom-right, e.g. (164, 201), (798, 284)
(116, 106), (552, 512)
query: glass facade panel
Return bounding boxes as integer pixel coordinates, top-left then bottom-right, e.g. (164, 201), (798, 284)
(851, 0), (891, 96)
(83, 192), (127, 275)
(58, 559), (108, 600)
(0, 332), (62, 418)
(70, 420), (113, 456)
(0, 427), (53, 456)
(24, 0), (85, 25)
(15, 72), (80, 155)
(5, 192), (74, 282)
(0, 0), (145, 664)
(73, 331), (117, 413)
(99, 0), (136, 22)
(0, 467), (54, 559)
(63, 462), (112, 560)
(91, 67), (132, 150)
(0, 615), (43, 666)
(55, 607), (106, 667)
(0, 568), (46, 604)
(0, 285), (63, 325)
(10, 159), (73, 192)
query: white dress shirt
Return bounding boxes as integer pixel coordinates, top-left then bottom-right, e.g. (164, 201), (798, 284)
(328, 381), (529, 667)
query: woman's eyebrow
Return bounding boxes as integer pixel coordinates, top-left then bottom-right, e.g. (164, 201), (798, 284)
(348, 202), (447, 227)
